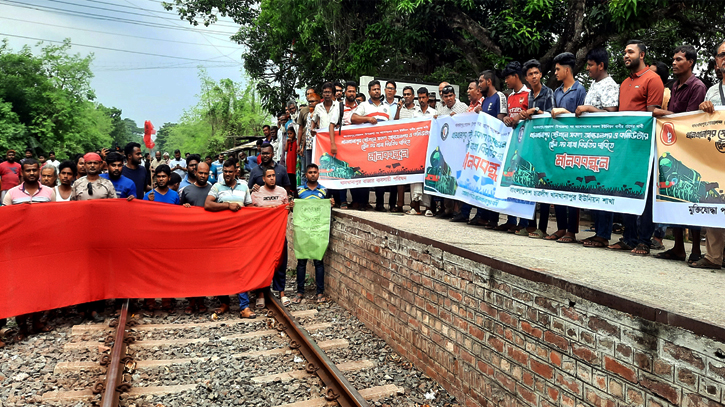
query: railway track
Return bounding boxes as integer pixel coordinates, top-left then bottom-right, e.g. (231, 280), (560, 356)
(33, 294), (431, 407)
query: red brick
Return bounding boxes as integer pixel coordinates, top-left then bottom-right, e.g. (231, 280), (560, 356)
(495, 371), (515, 393)
(448, 288), (463, 302)
(677, 367), (697, 387)
(521, 321), (543, 339)
(517, 384), (537, 406)
(550, 350), (562, 367)
(499, 311), (518, 327)
(477, 360), (494, 376)
(544, 330), (569, 351)
(640, 374), (681, 405)
(530, 358), (554, 379)
(561, 306), (582, 322)
(546, 385), (560, 402)
(480, 302), (497, 318)
(635, 351), (652, 371)
(616, 343), (633, 358)
(557, 373), (580, 395)
(507, 345), (529, 365)
(562, 393), (575, 407)
(587, 316), (620, 337)
(535, 296), (558, 313)
(585, 388), (617, 407)
(627, 389), (645, 406)
(604, 355), (637, 383)
(488, 336), (504, 353)
(469, 325), (484, 341)
(572, 344), (599, 364)
(684, 394), (725, 407)
(654, 358), (673, 377)
(663, 342), (705, 371)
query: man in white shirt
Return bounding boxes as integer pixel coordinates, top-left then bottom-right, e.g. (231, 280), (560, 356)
(394, 86), (423, 119)
(383, 80), (399, 120)
(45, 151), (61, 169)
(169, 149), (187, 179)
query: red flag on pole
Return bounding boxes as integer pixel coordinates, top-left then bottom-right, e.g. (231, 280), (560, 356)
(144, 120), (156, 149)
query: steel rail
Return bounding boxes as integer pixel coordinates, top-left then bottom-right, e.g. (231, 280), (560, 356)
(266, 295), (370, 407)
(101, 299), (129, 407)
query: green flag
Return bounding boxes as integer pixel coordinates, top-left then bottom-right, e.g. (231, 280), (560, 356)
(293, 199), (331, 260)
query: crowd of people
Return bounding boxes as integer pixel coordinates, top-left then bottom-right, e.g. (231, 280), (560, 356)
(1, 38), (724, 348)
(258, 39), (724, 272)
(0, 140), (332, 347)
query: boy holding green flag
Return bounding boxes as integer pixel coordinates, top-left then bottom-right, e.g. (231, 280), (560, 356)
(290, 164), (334, 304)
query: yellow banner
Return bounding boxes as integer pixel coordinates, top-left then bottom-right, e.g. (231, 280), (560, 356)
(654, 108), (725, 227)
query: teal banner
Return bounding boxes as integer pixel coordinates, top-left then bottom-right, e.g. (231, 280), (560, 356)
(495, 113), (655, 215)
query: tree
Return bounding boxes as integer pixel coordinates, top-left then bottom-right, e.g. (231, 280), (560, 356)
(0, 38), (118, 158)
(165, 0), (725, 107)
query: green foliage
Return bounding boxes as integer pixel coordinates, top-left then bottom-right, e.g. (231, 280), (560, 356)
(166, 0), (725, 105)
(157, 69), (268, 156)
(0, 39), (135, 159)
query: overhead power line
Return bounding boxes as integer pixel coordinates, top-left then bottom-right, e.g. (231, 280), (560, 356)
(0, 15), (243, 49)
(0, 32), (243, 62)
(0, 0), (237, 36)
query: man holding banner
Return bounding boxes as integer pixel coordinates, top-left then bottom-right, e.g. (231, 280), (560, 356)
(651, 45), (707, 263)
(688, 40), (725, 270)
(607, 40), (664, 256)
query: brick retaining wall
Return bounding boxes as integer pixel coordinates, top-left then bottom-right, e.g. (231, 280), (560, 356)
(287, 212), (725, 407)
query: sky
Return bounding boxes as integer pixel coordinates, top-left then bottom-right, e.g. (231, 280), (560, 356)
(0, 0), (247, 127)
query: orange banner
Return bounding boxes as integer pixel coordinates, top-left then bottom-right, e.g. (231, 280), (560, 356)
(0, 200), (287, 319)
(313, 118), (430, 188)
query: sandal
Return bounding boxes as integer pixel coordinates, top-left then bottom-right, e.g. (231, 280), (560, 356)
(583, 237), (608, 248)
(689, 257), (722, 270)
(424, 210), (435, 217)
(405, 208), (421, 215)
(557, 235), (578, 244)
(32, 323), (52, 333)
(390, 206), (404, 213)
(515, 229), (529, 236)
(197, 304), (208, 313)
(184, 305), (194, 315)
(484, 222), (498, 229)
(545, 231), (566, 241)
(215, 303), (230, 315)
(651, 240), (665, 250)
(255, 297), (265, 310)
(281, 296), (291, 307)
(687, 253), (704, 264)
(631, 243), (650, 256)
(292, 294), (303, 304)
(493, 223), (514, 232)
(607, 240), (632, 251)
(653, 249), (685, 261)
(239, 308), (257, 319)
(316, 295), (326, 304)
(528, 229), (546, 239)
(340, 202), (348, 209)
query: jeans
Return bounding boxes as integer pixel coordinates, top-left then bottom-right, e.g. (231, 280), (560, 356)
(538, 204), (551, 232)
(460, 203), (472, 216)
(507, 216), (529, 228)
(272, 238), (288, 292)
(554, 205), (579, 234)
(296, 259), (325, 294)
(593, 210), (614, 240)
(622, 189), (654, 247)
(653, 224), (667, 239)
(375, 186), (397, 208)
(238, 292), (250, 309)
(351, 188), (369, 205)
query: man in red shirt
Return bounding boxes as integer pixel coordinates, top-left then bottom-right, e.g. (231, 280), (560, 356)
(607, 40), (664, 256)
(0, 149), (22, 205)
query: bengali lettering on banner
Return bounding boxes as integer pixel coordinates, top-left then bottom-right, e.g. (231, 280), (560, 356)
(494, 112), (655, 215)
(312, 117), (430, 189)
(653, 107), (725, 228)
(424, 112), (535, 218)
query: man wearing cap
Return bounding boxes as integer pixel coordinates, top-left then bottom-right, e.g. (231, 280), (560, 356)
(71, 153), (116, 201)
(0, 149), (22, 205)
(70, 152), (116, 322)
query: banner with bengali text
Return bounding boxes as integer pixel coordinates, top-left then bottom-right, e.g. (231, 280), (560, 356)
(653, 107), (725, 228)
(424, 112), (535, 218)
(312, 118), (430, 189)
(495, 112), (655, 215)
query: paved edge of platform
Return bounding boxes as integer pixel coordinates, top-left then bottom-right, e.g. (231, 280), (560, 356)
(333, 210), (725, 342)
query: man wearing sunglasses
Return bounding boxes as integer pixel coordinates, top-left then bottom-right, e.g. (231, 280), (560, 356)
(71, 152), (116, 201)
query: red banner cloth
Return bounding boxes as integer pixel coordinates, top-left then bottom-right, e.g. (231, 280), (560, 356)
(0, 200), (288, 319)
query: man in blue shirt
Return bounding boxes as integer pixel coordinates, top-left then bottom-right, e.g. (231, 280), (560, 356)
(291, 163), (334, 304)
(548, 52), (587, 244)
(143, 164), (180, 204)
(101, 152), (136, 200)
(478, 70), (508, 121)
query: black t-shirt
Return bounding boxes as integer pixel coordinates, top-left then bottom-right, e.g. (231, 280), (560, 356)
(122, 165), (148, 199)
(180, 183), (213, 207)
